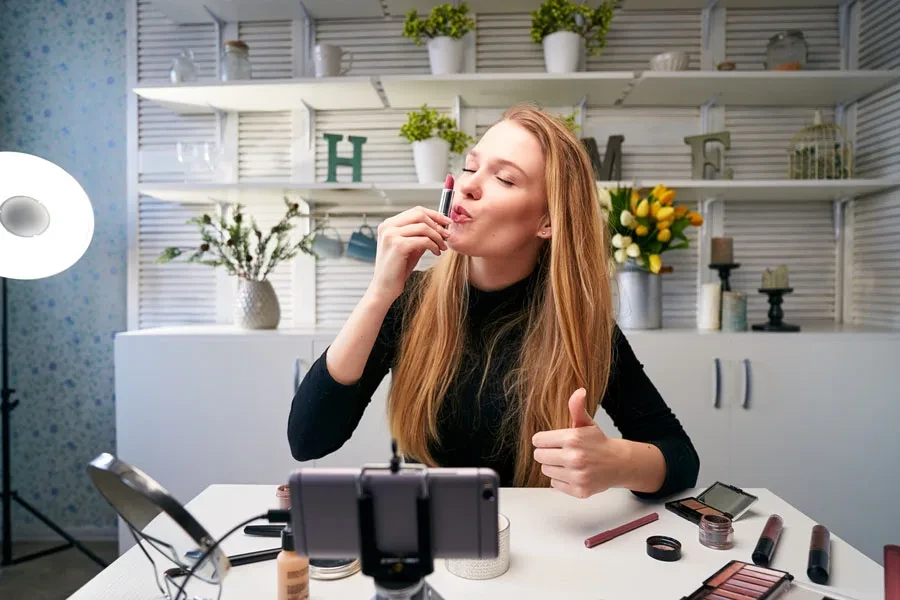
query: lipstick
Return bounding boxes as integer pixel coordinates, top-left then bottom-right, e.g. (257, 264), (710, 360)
(439, 174), (454, 220)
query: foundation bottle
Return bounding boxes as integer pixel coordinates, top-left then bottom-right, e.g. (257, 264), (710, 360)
(277, 526), (309, 600)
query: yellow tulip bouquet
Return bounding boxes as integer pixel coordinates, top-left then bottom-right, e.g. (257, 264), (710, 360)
(599, 184), (703, 274)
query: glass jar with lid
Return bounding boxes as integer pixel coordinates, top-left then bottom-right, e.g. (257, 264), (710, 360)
(221, 40), (252, 81)
(765, 30), (808, 71)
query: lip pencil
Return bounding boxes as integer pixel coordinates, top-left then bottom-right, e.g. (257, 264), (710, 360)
(584, 512), (659, 549)
(439, 174), (454, 219)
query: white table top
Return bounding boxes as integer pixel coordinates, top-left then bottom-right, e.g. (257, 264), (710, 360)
(71, 484), (884, 600)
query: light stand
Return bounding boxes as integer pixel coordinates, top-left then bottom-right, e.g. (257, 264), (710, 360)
(1, 151), (104, 568)
(1, 277), (108, 567)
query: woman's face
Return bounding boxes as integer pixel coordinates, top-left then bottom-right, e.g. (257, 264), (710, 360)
(447, 120), (549, 258)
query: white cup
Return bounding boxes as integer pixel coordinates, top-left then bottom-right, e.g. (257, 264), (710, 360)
(445, 513), (510, 580)
(314, 44), (352, 78)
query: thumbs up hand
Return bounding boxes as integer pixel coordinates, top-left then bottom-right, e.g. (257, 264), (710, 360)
(531, 388), (627, 499)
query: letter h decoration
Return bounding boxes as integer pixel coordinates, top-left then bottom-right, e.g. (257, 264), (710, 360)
(323, 133), (367, 183)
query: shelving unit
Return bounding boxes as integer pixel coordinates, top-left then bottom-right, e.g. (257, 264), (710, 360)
(134, 70), (900, 114)
(147, 0), (382, 24)
(621, 71), (900, 107)
(139, 179), (900, 207)
(620, 0), (844, 9)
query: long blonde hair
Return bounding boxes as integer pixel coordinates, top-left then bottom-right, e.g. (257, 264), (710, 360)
(387, 103), (614, 487)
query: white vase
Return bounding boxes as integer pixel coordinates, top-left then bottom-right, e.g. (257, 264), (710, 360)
(234, 278), (281, 330)
(427, 36), (465, 75)
(412, 137), (451, 184)
(541, 30), (584, 74)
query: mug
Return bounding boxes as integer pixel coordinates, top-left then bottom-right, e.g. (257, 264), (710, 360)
(311, 228), (343, 259)
(346, 225), (377, 263)
(314, 44), (353, 78)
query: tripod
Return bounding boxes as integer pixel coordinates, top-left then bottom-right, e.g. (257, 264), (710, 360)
(1, 276), (108, 567)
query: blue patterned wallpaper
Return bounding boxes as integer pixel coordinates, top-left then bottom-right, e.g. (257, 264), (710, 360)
(0, 0), (126, 537)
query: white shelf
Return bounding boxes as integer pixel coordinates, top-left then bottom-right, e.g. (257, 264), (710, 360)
(137, 181), (440, 208)
(622, 179), (900, 202)
(379, 72), (635, 108)
(139, 179), (900, 207)
(133, 78), (384, 114)
(148, 0), (382, 24)
(134, 70), (900, 115)
(621, 0), (843, 9)
(383, 0), (544, 15)
(622, 71), (900, 107)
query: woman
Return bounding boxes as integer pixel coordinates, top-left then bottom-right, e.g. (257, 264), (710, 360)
(288, 104), (699, 500)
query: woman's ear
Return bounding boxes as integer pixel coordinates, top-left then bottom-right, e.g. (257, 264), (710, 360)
(537, 216), (552, 239)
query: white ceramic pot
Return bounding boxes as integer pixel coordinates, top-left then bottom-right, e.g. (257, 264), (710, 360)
(427, 36), (465, 75)
(412, 137), (451, 184)
(541, 30), (584, 73)
(234, 278), (281, 330)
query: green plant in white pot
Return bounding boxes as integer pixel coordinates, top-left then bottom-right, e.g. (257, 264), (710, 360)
(400, 104), (473, 184)
(530, 0), (615, 73)
(402, 2), (475, 75)
(157, 199), (325, 330)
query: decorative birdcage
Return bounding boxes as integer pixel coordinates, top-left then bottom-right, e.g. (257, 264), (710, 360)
(788, 110), (853, 180)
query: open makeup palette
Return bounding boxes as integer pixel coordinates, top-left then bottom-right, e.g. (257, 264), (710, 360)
(682, 560), (847, 600)
(666, 481), (759, 525)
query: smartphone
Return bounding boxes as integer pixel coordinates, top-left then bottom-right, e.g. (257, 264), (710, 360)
(288, 466), (500, 560)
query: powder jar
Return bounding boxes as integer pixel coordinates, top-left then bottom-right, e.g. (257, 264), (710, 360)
(699, 514), (734, 550)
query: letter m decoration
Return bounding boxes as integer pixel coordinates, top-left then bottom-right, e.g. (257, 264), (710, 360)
(323, 133), (367, 183)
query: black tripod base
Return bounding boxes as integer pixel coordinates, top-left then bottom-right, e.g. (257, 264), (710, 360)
(2, 491), (109, 568)
(752, 322), (801, 332)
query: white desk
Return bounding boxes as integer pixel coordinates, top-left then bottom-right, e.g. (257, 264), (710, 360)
(71, 485), (885, 600)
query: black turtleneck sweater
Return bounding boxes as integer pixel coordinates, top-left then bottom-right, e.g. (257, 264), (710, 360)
(288, 268), (699, 500)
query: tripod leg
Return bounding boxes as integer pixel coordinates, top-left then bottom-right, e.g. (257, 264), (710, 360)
(12, 492), (109, 568)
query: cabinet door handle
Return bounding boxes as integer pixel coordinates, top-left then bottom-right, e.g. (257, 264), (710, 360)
(713, 358), (722, 409)
(294, 358), (307, 392)
(742, 358), (751, 410)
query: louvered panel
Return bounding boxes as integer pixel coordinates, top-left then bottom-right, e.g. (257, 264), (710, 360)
(137, 197), (218, 329)
(661, 204), (699, 328)
(726, 8), (840, 71)
(851, 190), (900, 328)
(238, 20), (295, 79)
(315, 18), (429, 75)
(725, 107), (834, 180)
(724, 201), (835, 324)
(859, 0), (900, 70)
(314, 215), (438, 325)
(137, 0), (217, 82)
(476, 10), (701, 73)
(315, 109), (451, 183)
(851, 0), (900, 329)
(238, 112), (293, 181)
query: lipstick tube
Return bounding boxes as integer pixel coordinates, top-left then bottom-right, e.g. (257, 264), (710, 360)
(807, 524), (831, 584)
(439, 174), (454, 219)
(752, 514), (783, 567)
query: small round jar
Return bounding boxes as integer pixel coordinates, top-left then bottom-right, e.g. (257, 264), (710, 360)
(221, 40), (251, 81)
(276, 484), (290, 510)
(699, 514), (734, 550)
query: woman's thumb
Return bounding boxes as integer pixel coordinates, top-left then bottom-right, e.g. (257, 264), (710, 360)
(568, 388), (594, 428)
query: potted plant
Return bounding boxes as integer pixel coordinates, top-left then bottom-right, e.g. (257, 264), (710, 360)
(156, 198), (326, 329)
(530, 0), (616, 73)
(602, 184), (703, 329)
(402, 2), (476, 75)
(400, 104), (473, 184)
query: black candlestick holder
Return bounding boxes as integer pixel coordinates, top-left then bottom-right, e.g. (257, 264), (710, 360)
(752, 288), (800, 332)
(709, 263), (740, 292)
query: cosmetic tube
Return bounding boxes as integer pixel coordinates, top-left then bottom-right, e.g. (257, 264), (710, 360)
(807, 524), (831, 584)
(752, 514), (784, 567)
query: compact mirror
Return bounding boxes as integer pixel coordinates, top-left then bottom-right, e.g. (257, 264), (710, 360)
(86, 453), (231, 597)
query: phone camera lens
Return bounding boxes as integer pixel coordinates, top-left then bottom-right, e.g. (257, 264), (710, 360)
(482, 489), (495, 501)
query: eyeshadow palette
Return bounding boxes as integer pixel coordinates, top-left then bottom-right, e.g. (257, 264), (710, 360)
(666, 481), (759, 525)
(682, 560), (793, 600)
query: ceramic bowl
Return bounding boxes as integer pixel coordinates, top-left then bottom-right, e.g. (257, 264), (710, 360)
(649, 51), (690, 71)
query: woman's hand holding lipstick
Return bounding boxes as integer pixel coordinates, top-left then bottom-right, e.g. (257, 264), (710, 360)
(368, 206), (452, 303)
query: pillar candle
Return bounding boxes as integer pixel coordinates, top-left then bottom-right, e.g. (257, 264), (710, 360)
(762, 265), (790, 289)
(711, 237), (734, 264)
(698, 282), (721, 331)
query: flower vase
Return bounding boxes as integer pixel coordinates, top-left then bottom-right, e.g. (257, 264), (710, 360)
(615, 259), (662, 330)
(427, 36), (465, 74)
(234, 278), (281, 330)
